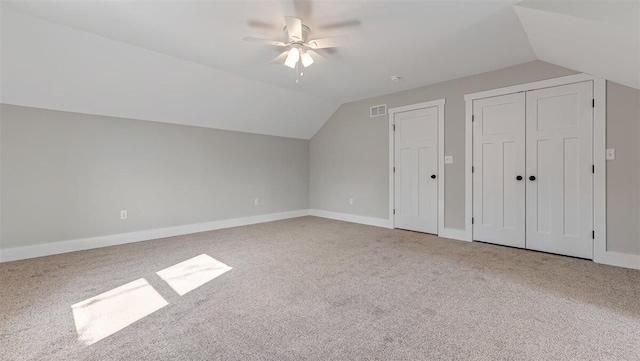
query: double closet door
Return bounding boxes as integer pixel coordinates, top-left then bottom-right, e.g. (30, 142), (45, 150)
(472, 81), (594, 259)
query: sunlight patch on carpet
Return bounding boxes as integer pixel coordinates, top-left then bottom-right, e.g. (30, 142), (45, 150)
(72, 278), (168, 346)
(156, 254), (232, 296)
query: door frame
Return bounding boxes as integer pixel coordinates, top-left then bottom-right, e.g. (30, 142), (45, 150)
(464, 73), (607, 262)
(388, 99), (445, 233)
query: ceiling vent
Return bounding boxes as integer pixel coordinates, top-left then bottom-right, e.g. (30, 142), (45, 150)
(370, 104), (387, 117)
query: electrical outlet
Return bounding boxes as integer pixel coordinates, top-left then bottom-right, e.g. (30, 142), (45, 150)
(349, 198), (354, 205)
(606, 149), (615, 160)
(444, 156), (453, 164)
(254, 198), (260, 205)
(120, 210), (127, 220)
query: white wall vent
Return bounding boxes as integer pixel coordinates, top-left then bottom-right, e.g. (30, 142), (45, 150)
(370, 104), (387, 117)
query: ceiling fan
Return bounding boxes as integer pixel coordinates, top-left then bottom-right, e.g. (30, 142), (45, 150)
(243, 16), (348, 82)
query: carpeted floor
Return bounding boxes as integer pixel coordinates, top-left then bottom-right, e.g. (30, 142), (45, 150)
(1, 216), (639, 360)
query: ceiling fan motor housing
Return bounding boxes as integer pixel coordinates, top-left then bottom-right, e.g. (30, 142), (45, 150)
(284, 24), (311, 43)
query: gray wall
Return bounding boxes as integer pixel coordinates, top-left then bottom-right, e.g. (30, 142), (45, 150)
(310, 60), (640, 256)
(2, 61), (638, 257)
(311, 61), (576, 226)
(0, 104), (309, 250)
(606, 82), (640, 255)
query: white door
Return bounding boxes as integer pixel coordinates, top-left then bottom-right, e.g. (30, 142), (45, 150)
(394, 106), (438, 234)
(472, 93), (526, 248)
(526, 81), (593, 259)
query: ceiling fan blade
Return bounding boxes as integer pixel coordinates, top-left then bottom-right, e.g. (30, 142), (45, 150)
(269, 51), (290, 65)
(247, 19), (280, 30)
(243, 37), (287, 47)
(285, 16), (303, 41)
(307, 36), (348, 49)
(319, 20), (361, 30)
(306, 50), (326, 63)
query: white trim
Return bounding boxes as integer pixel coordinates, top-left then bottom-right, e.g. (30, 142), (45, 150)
(438, 227), (470, 242)
(595, 251), (640, 270)
(387, 99), (446, 115)
(309, 209), (392, 228)
(464, 73), (597, 101)
(0, 209), (311, 263)
(463, 73), (631, 268)
(464, 100), (474, 242)
(437, 103), (446, 237)
(388, 99), (446, 232)
(592, 78), (608, 265)
(389, 107), (395, 227)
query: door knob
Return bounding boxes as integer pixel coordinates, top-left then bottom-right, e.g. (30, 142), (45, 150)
(529, 176), (536, 181)
(431, 174), (436, 179)
(516, 175), (523, 181)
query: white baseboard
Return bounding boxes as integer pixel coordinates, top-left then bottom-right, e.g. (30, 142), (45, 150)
(309, 209), (392, 229)
(595, 250), (640, 270)
(0, 209), (311, 263)
(3, 207), (638, 271)
(438, 227), (471, 242)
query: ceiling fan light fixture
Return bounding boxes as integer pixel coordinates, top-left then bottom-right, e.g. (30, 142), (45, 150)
(284, 47), (300, 68)
(301, 51), (314, 67)
(244, 16), (350, 81)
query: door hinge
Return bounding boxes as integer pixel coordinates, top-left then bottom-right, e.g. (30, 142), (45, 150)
(393, 209), (396, 215)
(592, 230), (595, 239)
(592, 164), (595, 173)
(472, 115), (475, 122)
(472, 217), (474, 224)
(472, 166), (475, 173)
(393, 166), (396, 173)
(392, 124), (395, 131)
(592, 99), (595, 108)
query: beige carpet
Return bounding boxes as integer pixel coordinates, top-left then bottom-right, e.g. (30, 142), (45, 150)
(1, 216), (639, 360)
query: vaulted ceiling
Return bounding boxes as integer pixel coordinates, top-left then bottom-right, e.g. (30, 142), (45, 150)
(515, 0), (639, 90)
(1, 1), (638, 139)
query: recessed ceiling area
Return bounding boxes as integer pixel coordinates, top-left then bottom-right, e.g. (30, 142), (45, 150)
(1, 0), (638, 139)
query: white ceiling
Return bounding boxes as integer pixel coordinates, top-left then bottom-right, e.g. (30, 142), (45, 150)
(1, 1), (638, 139)
(2, 0), (536, 103)
(516, 0), (639, 28)
(0, 7), (338, 139)
(515, 0), (640, 90)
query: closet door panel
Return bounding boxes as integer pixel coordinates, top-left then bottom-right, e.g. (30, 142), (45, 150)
(473, 92), (526, 248)
(394, 106), (439, 234)
(525, 81), (593, 259)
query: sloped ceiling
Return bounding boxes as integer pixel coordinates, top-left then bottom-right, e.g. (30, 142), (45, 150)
(515, 0), (640, 90)
(1, 1), (534, 103)
(0, 8), (338, 139)
(0, 1), (535, 139)
(1, 1), (638, 139)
